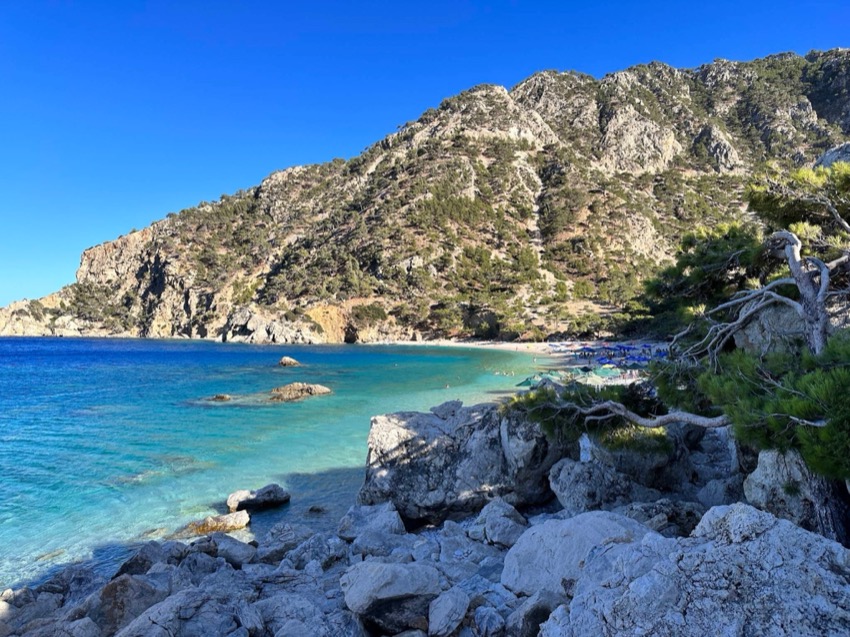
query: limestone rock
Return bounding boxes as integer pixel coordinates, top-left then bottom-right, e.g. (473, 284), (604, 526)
(270, 382), (332, 402)
(551, 503), (850, 636)
(178, 510), (249, 537)
(287, 532), (347, 570)
(613, 499), (706, 537)
(506, 590), (564, 637)
(693, 124), (743, 172)
(257, 522), (315, 564)
(114, 541), (168, 578)
(815, 142), (850, 168)
(467, 498), (527, 548)
(340, 562), (442, 634)
(548, 457), (661, 516)
(223, 306), (324, 345)
(278, 355), (301, 367)
(744, 449), (850, 544)
(226, 483), (291, 512)
(252, 593), (333, 637)
(210, 533), (256, 568)
(501, 511), (651, 597)
(428, 587), (470, 637)
(473, 606), (505, 636)
(113, 586), (256, 637)
(596, 102), (682, 174)
(358, 401), (573, 524)
(88, 574), (170, 636)
(337, 502), (406, 541)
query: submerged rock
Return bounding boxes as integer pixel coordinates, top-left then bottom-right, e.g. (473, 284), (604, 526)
(177, 510), (250, 537)
(270, 382), (331, 402)
(226, 483), (291, 512)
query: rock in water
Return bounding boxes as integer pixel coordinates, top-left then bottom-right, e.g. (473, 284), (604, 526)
(269, 382), (331, 402)
(226, 483), (291, 512)
(278, 355), (301, 367)
(358, 401), (573, 524)
(177, 510), (249, 536)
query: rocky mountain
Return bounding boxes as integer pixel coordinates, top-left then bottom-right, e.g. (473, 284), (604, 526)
(3, 49), (850, 342)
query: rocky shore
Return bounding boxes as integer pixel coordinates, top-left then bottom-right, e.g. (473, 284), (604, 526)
(3, 400), (850, 636)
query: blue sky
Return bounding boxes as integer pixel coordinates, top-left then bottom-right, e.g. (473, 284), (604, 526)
(1, 0), (848, 306)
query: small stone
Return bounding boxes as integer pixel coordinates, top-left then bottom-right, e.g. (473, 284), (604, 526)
(210, 394), (231, 402)
(278, 356), (301, 367)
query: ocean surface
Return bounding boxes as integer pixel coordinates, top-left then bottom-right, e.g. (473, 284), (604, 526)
(0, 337), (543, 589)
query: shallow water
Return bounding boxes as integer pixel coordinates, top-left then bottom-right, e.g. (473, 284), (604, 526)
(0, 337), (541, 588)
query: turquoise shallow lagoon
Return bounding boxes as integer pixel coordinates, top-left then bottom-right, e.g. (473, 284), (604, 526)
(0, 337), (541, 588)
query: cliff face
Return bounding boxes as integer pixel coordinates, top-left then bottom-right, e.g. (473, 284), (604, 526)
(3, 49), (850, 342)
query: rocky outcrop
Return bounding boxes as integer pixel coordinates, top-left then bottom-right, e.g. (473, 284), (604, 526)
(223, 307), (324, 344)
(6, 448), (850, 637)
(501, 511), (651, 598)
(226, 483), (291, 512)
(357, 400), (574, 524)
(269, 382), (332, 402)
(542, 503), (850, 637)
(815, 141), (850, 167)
(340, 562), (441, 634)
(548, 456), (662, 515)
(277, 355), (301, 367)
(744, 449), (850, 545)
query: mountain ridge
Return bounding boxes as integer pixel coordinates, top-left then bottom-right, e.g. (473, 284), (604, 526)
(3, 48), (850, 342)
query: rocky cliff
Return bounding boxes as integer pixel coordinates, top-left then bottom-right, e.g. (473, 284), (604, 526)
(3, 49), (850, 342)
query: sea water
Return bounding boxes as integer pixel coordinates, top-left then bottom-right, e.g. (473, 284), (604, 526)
(0, 337), (542, 589)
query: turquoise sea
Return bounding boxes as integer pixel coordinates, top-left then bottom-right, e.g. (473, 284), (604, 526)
(0, 337), (542, 589)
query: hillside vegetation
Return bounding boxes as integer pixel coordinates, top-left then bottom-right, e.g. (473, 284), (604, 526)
(3, 49), (850, 342)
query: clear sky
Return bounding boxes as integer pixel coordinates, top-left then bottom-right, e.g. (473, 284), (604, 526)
(1, 0), (848, 306)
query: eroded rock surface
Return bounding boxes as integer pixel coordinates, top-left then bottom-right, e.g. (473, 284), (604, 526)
(358, 400), (573, 524)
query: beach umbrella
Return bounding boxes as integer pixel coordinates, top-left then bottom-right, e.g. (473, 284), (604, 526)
(580, 375), (607, 391)
(594, 367), (621, 378)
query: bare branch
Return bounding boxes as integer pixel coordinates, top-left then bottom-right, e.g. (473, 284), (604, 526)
(769, 414), (828, 428)
(559, 399), (729, 429)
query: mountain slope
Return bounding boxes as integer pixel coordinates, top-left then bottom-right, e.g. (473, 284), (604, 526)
(3, 49), (850, 342)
